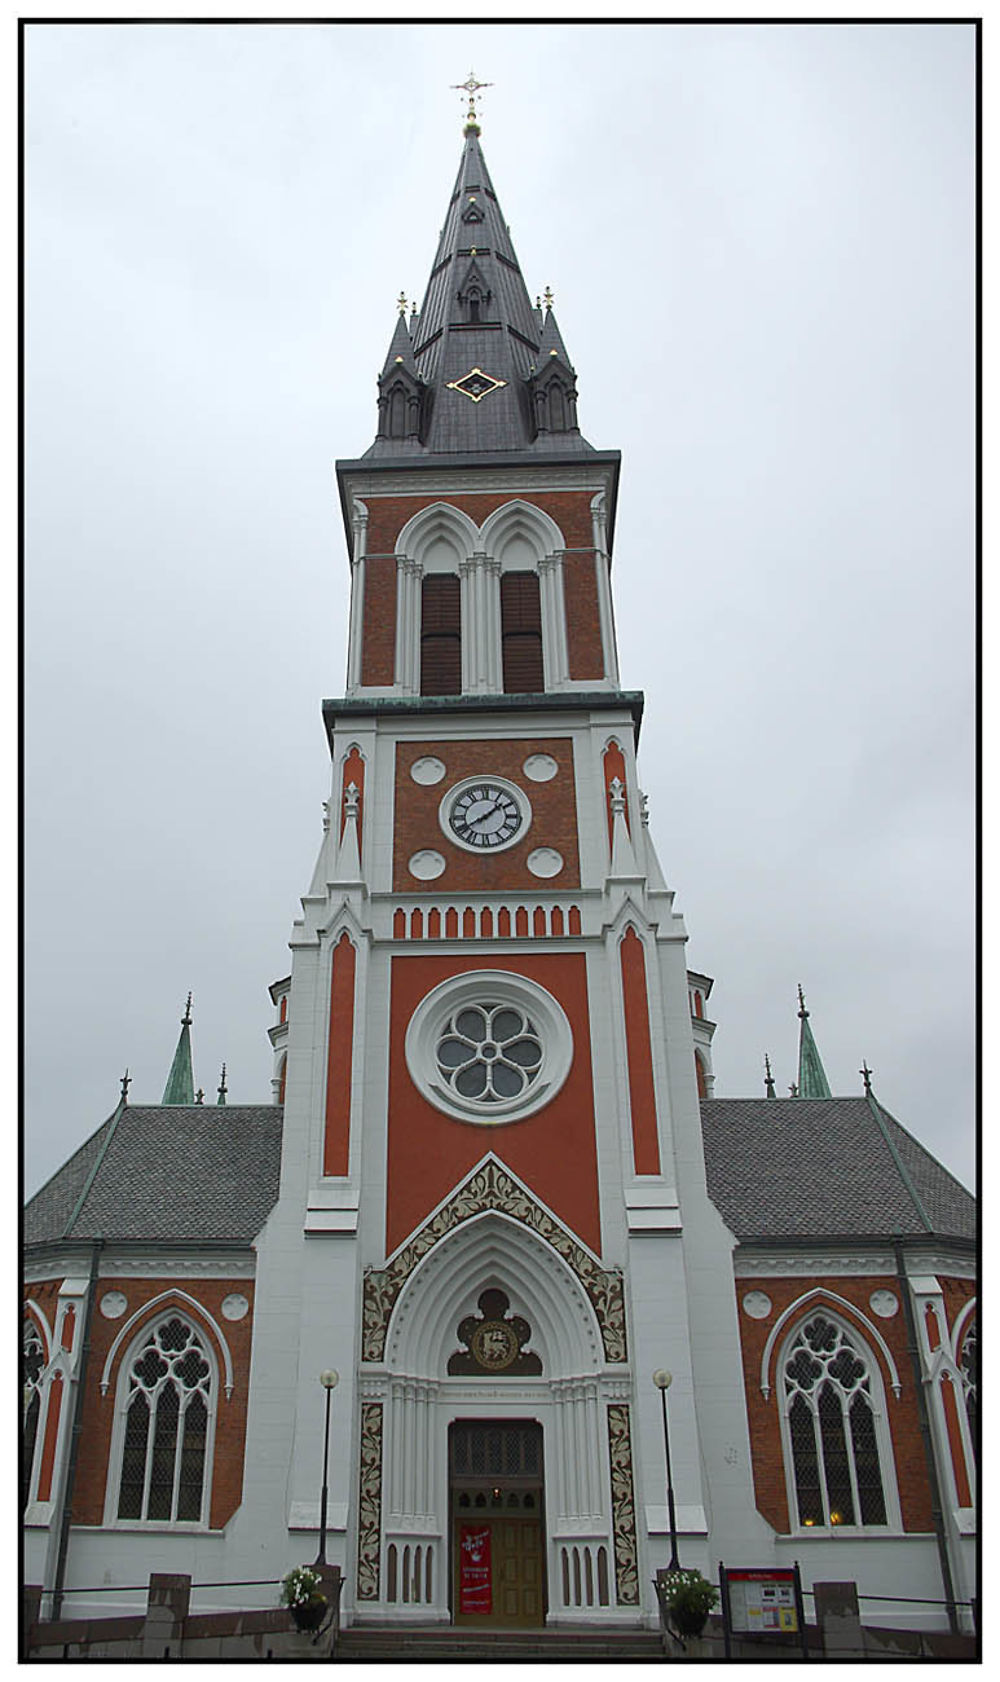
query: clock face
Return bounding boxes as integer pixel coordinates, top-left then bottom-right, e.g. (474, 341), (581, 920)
(443, 780), (528, 852)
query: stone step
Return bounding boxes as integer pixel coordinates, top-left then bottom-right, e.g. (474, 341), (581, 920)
(338, 1626), (665, 1662)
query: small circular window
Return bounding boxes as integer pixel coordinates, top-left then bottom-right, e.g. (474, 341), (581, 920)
(405, 972), (573, 1125)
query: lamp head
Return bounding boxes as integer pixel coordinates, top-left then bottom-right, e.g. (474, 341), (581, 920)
(320, 1370), (340, 1389)
(652, 1369), (673, 1390)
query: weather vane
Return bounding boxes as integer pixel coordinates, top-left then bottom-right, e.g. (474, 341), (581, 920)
(451, 69), (493, 131)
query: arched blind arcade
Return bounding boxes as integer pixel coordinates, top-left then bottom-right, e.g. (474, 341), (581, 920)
(421, 574), (462, 696)
(116, 1316), (213, 1524)
(501, 571), (543, 693)
(783, 1315), (888, 1529)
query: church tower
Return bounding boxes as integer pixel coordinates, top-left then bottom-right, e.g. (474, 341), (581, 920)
(240, 96), (772, 1626)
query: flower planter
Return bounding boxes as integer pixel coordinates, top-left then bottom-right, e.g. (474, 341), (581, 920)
(291, 1597), (328, 1632)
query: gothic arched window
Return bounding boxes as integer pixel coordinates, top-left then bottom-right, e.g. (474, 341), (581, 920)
(114, 1315), (214, 1525)
(23, 1317), (45, 1509)
(782, 1314), (889, 1529)
(959, 1320), (977, 1465)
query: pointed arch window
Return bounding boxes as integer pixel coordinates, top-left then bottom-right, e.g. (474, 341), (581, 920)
(782, 1314), (889, 1529)
(421, 574), (462, 696)
(959, 1320), (977, 1465)
(501, 571), (543, 693)
(23, 1318), (45, 1509)
(114, 1315), (214, 1525)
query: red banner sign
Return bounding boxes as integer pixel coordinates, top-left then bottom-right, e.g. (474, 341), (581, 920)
(459, 1523), (492, 1614)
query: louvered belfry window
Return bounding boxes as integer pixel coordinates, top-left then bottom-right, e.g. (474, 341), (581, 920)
(421, 574), (462, 696)
(501, 571), (544, 693)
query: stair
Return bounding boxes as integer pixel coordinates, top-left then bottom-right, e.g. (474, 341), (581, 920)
(337, 1625), (666, 1662)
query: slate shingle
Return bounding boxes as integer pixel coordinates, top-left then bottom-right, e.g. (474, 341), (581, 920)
(700, 1096), (975, 1243)
(25, 1106), (283, 1247)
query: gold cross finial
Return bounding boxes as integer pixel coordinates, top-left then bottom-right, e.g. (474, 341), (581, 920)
(452, 69), (493, 130)
(397, 291), (408, 316)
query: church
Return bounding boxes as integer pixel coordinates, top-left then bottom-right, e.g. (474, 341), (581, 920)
(24, 91), (976, 1636)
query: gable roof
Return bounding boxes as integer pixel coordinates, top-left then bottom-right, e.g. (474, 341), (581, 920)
(24, 1105), (283, 1247)
(700, 1095), (975, 1245)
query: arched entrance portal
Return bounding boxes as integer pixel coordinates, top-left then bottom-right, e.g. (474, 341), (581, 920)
(450, 1419), (545, 1627)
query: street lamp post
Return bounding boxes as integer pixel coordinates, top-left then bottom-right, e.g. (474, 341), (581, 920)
(653, 1369), (681, 1571)
(314, 1370), (339, 1566)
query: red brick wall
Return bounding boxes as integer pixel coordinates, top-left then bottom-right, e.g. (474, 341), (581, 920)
(359, 491), (603, 689)
(939, 1276), (976, 1340)
(734, 1276), (939, 1534)
(47, 1277), (257, 1530)
(394, 737), (580, 892)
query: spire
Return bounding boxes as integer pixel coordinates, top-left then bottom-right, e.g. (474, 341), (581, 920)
(764, 1054), (777, 1099)
(537, 297), (573, 369)
(796, 984), (832, 1099)
(217, 1063), (228, 1106)
(363, 112), (592, 460)
(161, 993), (195, 1106)
(379, 308), (418, 379)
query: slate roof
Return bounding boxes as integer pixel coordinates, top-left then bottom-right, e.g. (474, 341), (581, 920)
(24, 1105), (283, 1247)
(700, 1095), (975, 1244)
(363, 129), (594, 460)
(26, 1094), (973, 1255)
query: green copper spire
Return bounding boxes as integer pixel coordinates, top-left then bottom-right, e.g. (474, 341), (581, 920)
(796, 984), (832, 1099)
(162, 993), (195, 1106)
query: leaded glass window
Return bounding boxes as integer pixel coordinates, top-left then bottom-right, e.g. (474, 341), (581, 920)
(23, 1319), (45, 1509)
(783, 1315), (888, 1528)
(959, 1321), (977, 1466)
(116, 1316), (212, 1524)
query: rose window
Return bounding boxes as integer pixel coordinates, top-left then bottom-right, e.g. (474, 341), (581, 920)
(406, 971), (573, 1126)
(436, 1005), (543, 1104)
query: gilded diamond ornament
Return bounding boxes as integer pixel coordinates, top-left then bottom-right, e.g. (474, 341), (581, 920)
(446, 366), (507, 403)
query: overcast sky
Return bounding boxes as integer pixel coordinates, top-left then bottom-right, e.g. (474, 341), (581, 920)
(25, 20), (976, 1198)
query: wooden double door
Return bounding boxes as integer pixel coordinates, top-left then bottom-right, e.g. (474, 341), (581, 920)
(450, 1421), (545, 1628)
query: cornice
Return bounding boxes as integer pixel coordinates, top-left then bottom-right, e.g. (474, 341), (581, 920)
(323, 690), (645, 749)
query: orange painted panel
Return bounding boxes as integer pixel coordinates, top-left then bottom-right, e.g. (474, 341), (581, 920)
(621, 928), (661, 1175)
(940, 1373), (972, 1506)
(61, 1305), (76, 1353)
(603, 742), (629, 850)
(324, 933), (357, 1176)
(341, 748), (366, 858)
(386, 952), (601, 1256)
(36, 1372), (64, 1502)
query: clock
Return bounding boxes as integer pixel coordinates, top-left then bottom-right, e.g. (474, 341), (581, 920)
(440, 777), (531, 853)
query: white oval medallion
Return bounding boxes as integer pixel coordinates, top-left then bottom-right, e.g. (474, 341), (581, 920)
(100, 1291), (128, 1319)
(411, 756), (446, 786)
(523, 753), (558, 782)
(527, 847), (564, 879)
(869, 1289), (899, 1319)
(408, 849), (446, 881)
(742, 1291), (773, 1320)
(222, 1293), (250, 1322)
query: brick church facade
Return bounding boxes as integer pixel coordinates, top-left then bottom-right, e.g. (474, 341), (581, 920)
(25, 102), (976, 1633)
